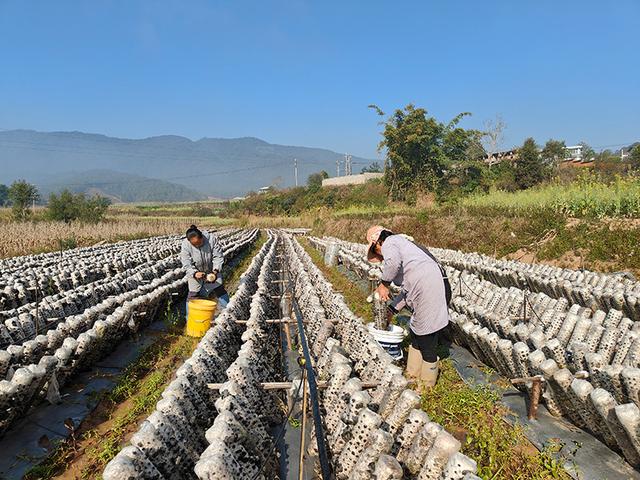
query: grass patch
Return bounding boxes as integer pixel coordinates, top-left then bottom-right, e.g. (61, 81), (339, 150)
(299, 237), (373, 322)
(461, 175), (640, 219)
(422, 360), (572, 479)
(224, 231), (267, 292)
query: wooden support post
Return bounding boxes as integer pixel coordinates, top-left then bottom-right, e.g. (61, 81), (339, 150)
(233, 318), (339, 325)
(207, 380), (413, 390)
(207, 380), (380, 390)
(511, 375), (544, 420)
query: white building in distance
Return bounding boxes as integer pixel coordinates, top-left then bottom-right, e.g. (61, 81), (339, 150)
(322, 172), (384, 187)
(565, 145), (584, 161)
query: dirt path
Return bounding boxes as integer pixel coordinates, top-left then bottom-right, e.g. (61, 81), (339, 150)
(51, 334), (196, 480)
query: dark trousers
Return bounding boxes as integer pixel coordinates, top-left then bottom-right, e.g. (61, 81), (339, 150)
(187, 284), (230, 310)
(410, 327), (446, 363)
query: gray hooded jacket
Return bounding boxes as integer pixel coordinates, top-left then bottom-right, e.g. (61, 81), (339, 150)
(180, 231), (224, 294)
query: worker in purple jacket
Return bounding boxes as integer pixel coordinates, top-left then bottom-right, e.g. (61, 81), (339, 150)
(366, 225), (450, 386)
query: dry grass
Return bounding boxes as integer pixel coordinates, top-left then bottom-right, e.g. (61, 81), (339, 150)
(0, 216), (233, 258)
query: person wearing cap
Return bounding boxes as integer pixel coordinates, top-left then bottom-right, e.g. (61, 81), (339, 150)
(366, 225), (450, 386)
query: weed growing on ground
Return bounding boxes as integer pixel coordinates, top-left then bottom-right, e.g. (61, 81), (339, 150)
(223, 232), (266, 292)
(461, 175), (640, 219)
(422, 360), (571, 480)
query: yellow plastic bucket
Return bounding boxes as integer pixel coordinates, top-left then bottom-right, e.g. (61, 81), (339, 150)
(186, 298), (217, 337)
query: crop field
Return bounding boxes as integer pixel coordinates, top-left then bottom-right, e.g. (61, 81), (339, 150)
(1, 226), (639, 480)
(0, 214), (234, 258)
(461, 176), (640, 218)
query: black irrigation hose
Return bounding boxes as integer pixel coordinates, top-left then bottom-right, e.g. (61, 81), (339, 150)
(524, 289), (544, 324)
(458, 275), (486, 301)
(292, 295), (332, 480)
(250, 375), (304, 480)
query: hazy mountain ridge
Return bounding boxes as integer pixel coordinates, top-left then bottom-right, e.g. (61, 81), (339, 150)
(37, 169), (206, 203)
(0, 130), (375, 199)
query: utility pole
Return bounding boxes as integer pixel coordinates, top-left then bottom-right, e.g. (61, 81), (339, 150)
(344, 154), (353, 175)
(294, 158), (298, 187)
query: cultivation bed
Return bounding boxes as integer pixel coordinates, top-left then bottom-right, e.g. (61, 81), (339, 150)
(102, 231), (482, 479)
(0, 229), (260, 477)
(309, 235), (640, 478)
(0, 319), (168, 478)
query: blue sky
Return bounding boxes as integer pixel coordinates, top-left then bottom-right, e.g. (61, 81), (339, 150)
(0, 0), (638, 159)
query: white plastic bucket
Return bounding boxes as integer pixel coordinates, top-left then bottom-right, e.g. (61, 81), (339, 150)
(368, 323), (406, 360)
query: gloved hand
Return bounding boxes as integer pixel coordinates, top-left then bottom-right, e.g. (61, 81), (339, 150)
(206, 270), (219, 282)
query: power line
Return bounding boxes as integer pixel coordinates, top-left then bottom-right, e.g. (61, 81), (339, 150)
(591, 142), (637, 149)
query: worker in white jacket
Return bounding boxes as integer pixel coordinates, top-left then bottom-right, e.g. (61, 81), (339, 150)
(180, 225), (230, 308)
(366, 225), (450, 386)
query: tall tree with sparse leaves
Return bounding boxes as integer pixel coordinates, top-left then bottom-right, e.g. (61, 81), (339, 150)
(8, 180), (39, 220)
(514, 138), (546, 189)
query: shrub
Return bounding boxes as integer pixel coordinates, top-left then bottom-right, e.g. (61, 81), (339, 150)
(47, 190), (111, 223)
(8, 180), (39, 220)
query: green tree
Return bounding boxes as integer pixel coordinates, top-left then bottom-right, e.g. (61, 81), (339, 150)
(579, 142), (596, 162)
(541, 139), (566, 164)
(0, 184), (8, 206)
(47, 190), (77, 223)
(444, 125), (484, 163)
(369, 104), (478, 200)
(80, 194), (111, 222)
(514, 138), (546, 189)
(47, 190), (110, 223)
(630, 145), (640, 171)
(307, 170), (329, 189)
(463, 131), (486, 162)
(360, 162), (383, 173)
(8, 180), (39, 220)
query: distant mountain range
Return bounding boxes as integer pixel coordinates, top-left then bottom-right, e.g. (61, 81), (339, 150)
(0, 130), (375, 201)
(36, 169), (206, 203)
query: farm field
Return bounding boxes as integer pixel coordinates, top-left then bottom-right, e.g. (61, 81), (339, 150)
(306, 234), (640, 479)
(2, 1), (637, 478)
(1, 221), (639, 479)
(0, 207), (233, 258)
